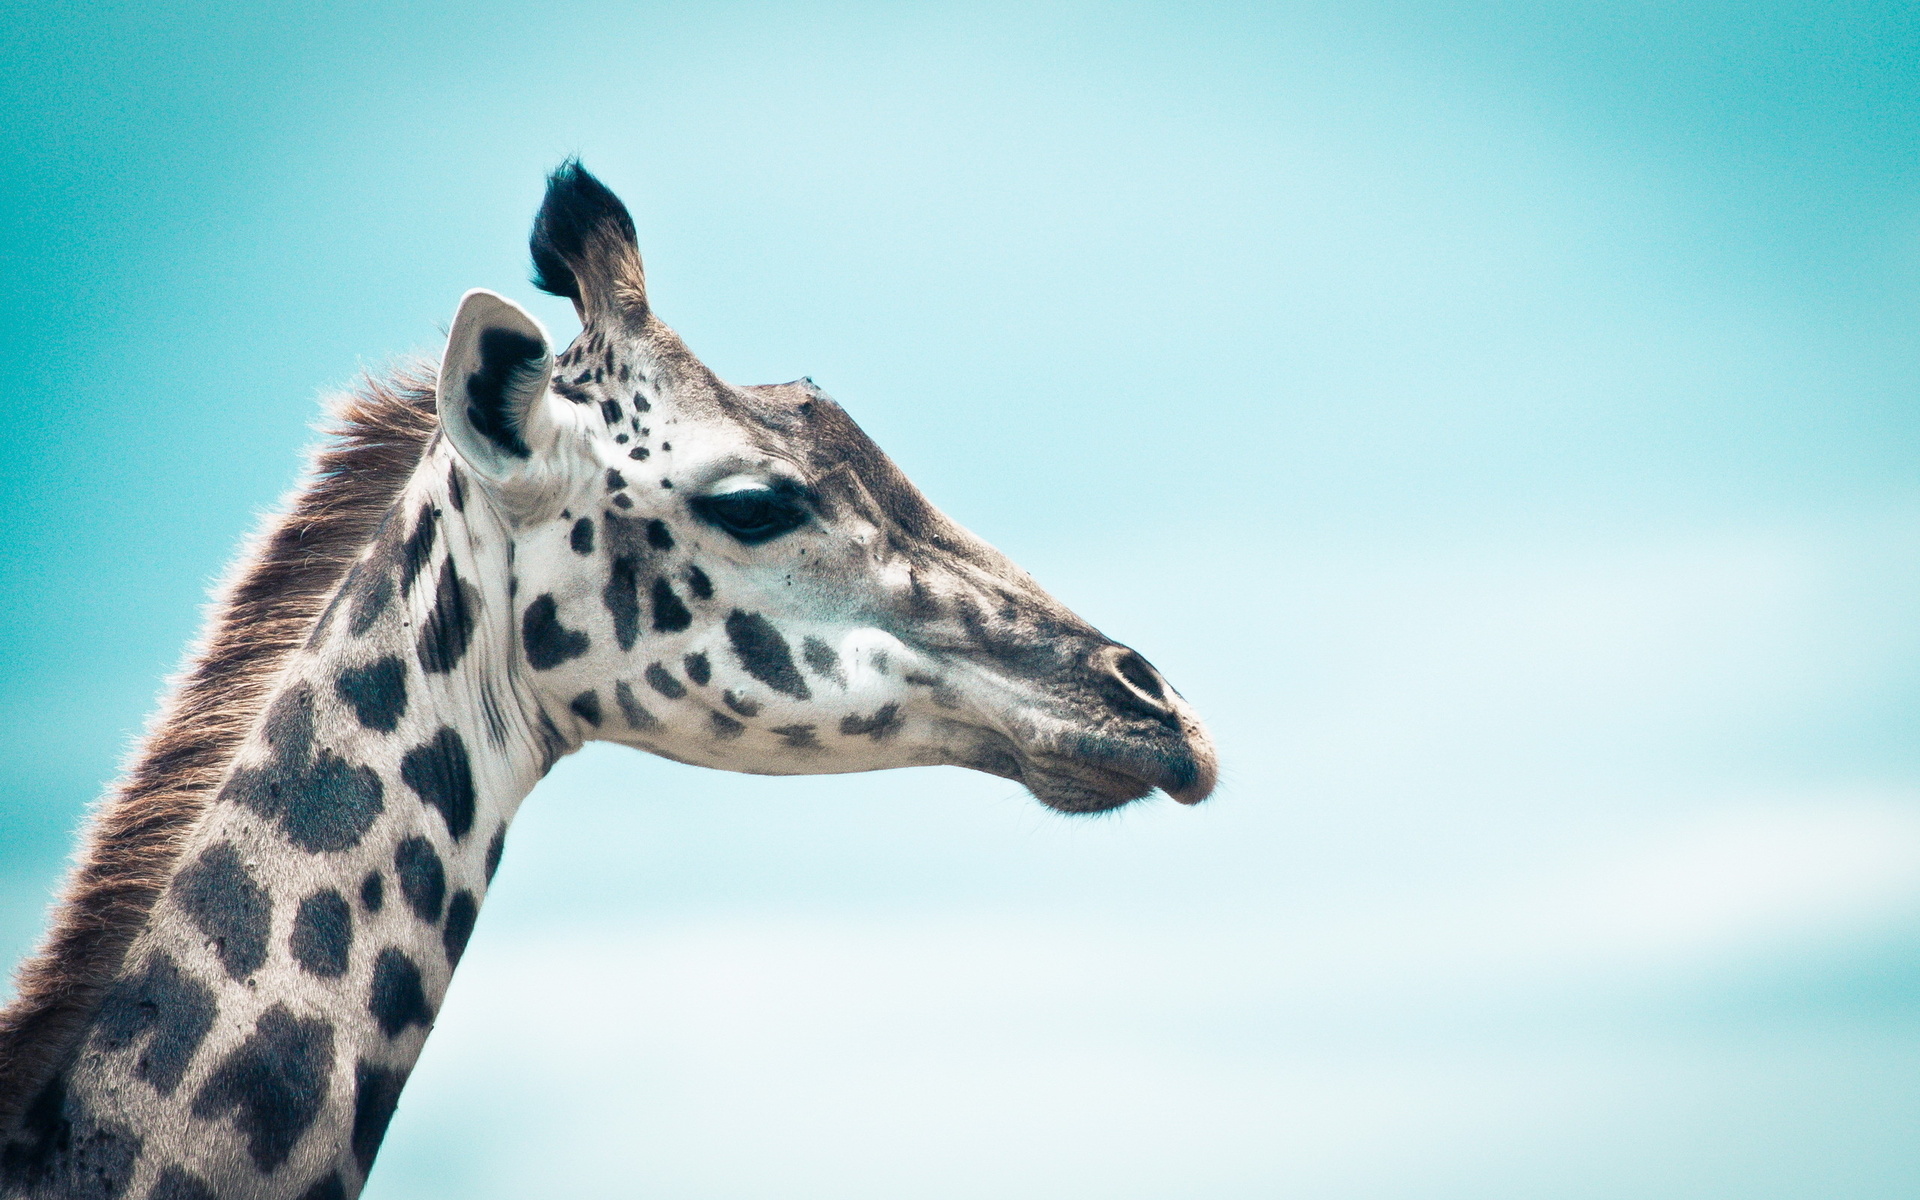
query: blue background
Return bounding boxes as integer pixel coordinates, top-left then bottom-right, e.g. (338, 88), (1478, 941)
(4, 2), (1918, 1196)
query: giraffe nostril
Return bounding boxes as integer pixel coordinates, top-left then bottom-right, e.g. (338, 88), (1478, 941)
(1092, 644), (1175, 721)
(1112, 649), (1166, 701)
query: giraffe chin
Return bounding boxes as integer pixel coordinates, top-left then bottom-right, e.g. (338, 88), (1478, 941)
(1021, 763), (1159, 814)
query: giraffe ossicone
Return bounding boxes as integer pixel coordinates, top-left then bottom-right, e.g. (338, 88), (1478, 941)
(0, 161), (1216, 1199)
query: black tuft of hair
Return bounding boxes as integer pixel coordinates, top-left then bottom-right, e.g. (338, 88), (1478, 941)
(529, 159), (638, 301)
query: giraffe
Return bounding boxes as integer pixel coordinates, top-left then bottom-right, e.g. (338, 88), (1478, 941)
(0, 161), (1217, 1200)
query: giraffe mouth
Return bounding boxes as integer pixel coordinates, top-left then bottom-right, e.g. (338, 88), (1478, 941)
(961, 727), (1215, 814)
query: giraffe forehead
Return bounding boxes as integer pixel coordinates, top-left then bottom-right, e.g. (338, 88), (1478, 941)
(549, 336), (834, 473)
(542, 341), (962, 578)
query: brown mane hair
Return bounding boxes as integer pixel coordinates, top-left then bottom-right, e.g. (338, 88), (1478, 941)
(0, 364), (440, 1119)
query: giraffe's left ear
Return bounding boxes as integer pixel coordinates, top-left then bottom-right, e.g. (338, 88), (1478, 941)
(437, 288), (556, 483)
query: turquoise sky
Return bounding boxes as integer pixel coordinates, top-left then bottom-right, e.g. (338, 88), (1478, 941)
(3, 3), (1918, 1197)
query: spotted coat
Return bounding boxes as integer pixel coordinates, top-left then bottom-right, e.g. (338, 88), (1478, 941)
(0, 162), (1215, 1199)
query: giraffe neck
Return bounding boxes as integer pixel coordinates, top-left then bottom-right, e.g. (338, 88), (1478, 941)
(1, 452), (570, 1200)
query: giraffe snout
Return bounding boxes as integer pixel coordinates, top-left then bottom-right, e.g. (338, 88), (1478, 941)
(1005, 643), (1218, 812)
(1089, 643), (1218, 806)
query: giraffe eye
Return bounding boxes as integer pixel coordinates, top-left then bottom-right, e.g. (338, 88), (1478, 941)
(691, 488), (809, 544)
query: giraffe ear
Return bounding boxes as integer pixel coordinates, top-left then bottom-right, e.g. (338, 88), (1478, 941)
(437, 288), (556, 483)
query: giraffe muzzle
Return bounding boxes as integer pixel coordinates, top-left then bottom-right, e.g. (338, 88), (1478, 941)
(1017, 728), (1216, 813)
(1012, 646), (1219, 813)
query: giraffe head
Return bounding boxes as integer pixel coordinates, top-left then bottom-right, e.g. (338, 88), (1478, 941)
(437, 162), (1215, 813)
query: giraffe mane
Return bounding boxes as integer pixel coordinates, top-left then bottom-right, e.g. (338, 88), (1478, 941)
(0, 362), (441, 1120)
